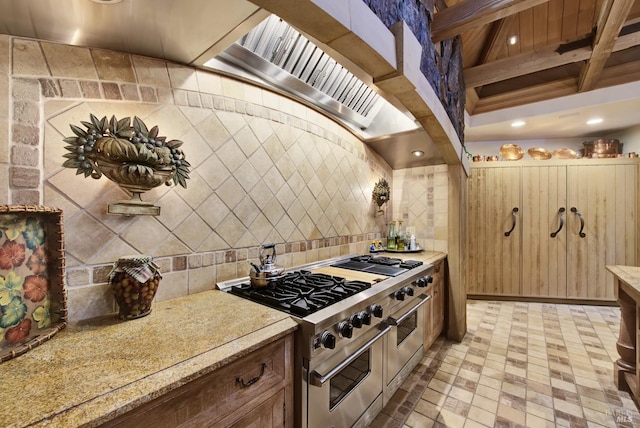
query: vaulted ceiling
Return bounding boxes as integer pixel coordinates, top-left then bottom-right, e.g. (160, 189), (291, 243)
(437, 0), (640, 141)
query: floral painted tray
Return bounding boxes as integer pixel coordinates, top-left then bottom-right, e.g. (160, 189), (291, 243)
(0, 205), (67, 362)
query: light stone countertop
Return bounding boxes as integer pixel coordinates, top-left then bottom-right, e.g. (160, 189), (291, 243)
(0, 251), (446, 427)
(377, 250), (447, 267)
(0, 290), (297, 428)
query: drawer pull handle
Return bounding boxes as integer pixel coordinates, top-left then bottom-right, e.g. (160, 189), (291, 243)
(236, 363), (267, 388)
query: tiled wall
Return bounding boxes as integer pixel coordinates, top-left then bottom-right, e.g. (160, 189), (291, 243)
(392, 166), (448, 253)
(1, 34), (447, 322)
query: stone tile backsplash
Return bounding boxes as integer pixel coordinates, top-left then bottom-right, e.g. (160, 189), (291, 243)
(1, 34), (447, 321)
(392, 165), (449, 252)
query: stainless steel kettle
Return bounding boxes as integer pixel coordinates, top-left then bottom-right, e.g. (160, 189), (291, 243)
(249, 243), (284, 287)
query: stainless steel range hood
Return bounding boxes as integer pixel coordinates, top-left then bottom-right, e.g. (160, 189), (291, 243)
(0, 0), (445, 168)
(203, 14), (424, 142)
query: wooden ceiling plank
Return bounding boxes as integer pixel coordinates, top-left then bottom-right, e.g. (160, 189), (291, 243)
(547, 0), (564, 43)
(629, 0), (640, 22)
(520, 6), (536, 51)
(578, 0), (635, 91)
(562, 0), (581, 41)
(508, 16), (522, 55)
(576, 0), (597, 36)
(533, 2), (549, 49)
(431, 0), (552, 42)
(478, 15), (517, 63)
(464, 29), (640, 87)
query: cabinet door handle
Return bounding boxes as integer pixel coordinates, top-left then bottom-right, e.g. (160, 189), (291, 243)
(550, 207), (566, 238)
(236, 363), (267, 388)
(504, 207), (519, 237)
(570, 207), (586, 238)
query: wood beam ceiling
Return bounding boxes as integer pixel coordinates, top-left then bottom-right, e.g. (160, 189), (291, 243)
(472, 57), (640, 113)
(463, 28), (640, 88)
(431, 0), (551, 42)
(578, 0), (636, 91)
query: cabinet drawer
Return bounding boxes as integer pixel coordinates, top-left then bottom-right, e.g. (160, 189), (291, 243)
(102, 335), (291, 427)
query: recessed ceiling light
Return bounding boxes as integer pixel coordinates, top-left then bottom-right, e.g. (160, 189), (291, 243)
(89, 0), (123, 4)
(511, 120), (525, 128)
(587, 118), (603, 125)
(508, 35), (518, 45)
(412, 150), (424, 157)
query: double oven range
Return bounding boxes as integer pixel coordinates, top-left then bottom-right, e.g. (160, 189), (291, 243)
(217, 254), (435, 428)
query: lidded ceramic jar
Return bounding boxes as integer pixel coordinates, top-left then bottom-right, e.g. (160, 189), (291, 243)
(108, 255), (161, 320)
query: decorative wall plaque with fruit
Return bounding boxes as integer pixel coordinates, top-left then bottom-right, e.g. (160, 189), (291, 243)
(62, 114), (191, 216)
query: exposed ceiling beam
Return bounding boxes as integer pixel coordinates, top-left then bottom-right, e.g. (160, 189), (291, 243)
(473, 59), (640, 113)
(467, 16), (516, 114)
(463, 29), (640, 88)
(431, 0), (551, 42)
(478, 15), (517, 64)
(473, 76), (578, 113)
(578, 0), (635, 92)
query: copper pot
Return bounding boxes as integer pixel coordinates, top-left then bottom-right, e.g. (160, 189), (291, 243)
(583, 139), (621, 158)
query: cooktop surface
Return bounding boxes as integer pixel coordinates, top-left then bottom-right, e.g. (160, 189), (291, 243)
(227, 271), (371, 317)
(330, 255), (423, 277)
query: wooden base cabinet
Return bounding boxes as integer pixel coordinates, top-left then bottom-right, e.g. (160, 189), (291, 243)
(468, 160), (638, 302)
(425, 259), (445, 349)
(101, 334), (294, 428)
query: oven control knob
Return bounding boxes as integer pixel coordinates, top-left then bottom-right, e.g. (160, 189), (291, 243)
(416, 275), (434, 287)
(320, 331), (336, 349)
(350, 314), (363, 328)
(370, 305), (384, 318)
(338, 321), (353, 339)
(359, 311), (372, 325)
(394, 289), (405, 301)
(402, 286), (414, 296)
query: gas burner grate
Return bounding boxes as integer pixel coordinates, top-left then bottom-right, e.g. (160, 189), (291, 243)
(399, 260), (423, 269)
(228, 271), (371, 316)
(369, 256), (403, 266)
(350, 255), (403, 266)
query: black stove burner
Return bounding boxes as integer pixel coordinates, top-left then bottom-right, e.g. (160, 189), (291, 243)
(370, 256), (403, 266)
(228, 271), (371, 317)
(350, 255), (405, 266)
(334, 255), (411, 276)
(399, 259), (423, 269)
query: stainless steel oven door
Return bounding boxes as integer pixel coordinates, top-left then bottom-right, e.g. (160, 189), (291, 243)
(305, 324), (391, 428)
(385, 294), (429, 388)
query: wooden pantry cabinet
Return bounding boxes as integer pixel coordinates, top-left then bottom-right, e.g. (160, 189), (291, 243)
(467, 159), (638, 302)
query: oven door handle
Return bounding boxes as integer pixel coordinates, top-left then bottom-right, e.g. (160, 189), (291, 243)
(387, 294), (430, 326)
(310, 324), (392, 387)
